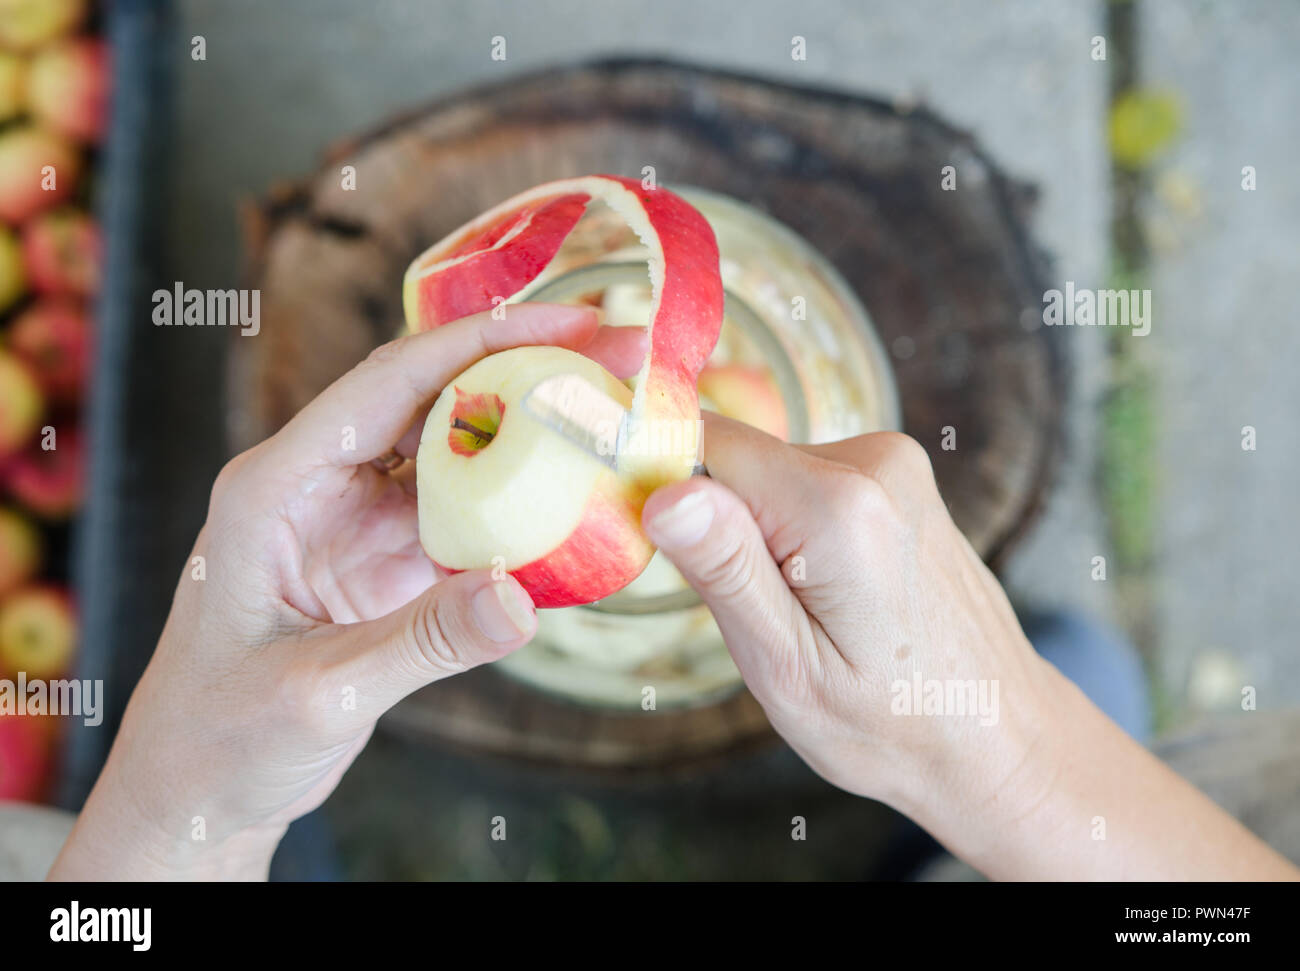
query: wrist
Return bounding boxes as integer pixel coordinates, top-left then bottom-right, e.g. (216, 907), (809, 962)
(49, 752), (285, 881)
(51, 791), (285, 881)
(890, 650), (1075, 875)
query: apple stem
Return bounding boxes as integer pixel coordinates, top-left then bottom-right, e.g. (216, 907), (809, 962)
(452, 417), (496, 444)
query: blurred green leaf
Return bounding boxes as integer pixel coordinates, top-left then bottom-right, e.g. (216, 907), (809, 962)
(1110, 89), (1183, 169)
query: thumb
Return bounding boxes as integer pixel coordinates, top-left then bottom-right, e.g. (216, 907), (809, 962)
(325, 570), (536, 717)
(642, 479), (803, 688)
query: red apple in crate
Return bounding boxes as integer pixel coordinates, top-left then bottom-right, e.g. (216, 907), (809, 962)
(0, 585), (76, 680)
(0, 224), (25, 314)
(2, 425), (83, 518)
(405, 175), (723, 606)
(0, 713), (49, 802)
(0, 51), (24, 123)
(9, 299), (91, 402)
(0, 126), (81, 224)
(697, 364), (790, 441)
(0, 351), (42, 459)
(20, 209), (100, 297)
(0, 0), (85, 53)
(0, 506), (40, 598)
(26, 38), (108, 144)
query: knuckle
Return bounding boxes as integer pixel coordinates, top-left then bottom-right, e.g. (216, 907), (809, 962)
(362, 336), (410, 368)
(874, 432), (936, 486)
(821, 466), (894, 524)
(208, 448), (257, 513)
(694, 530), (756, 599)
(212, 453), (247, 497)
(406, 595), (467, 675)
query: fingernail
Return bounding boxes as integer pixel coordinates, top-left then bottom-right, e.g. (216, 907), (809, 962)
(471, 581), (534, 643)
(648, 491), (714, 548)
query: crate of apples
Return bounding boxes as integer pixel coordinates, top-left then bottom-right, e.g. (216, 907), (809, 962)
(0, 0), (106, 804)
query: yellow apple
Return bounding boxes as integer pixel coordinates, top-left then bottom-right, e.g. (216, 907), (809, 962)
(0, 585), (76, 680)
(0, 0), (85, 53)
(0, 507), (41, 598)
(0, 51), (25, 123)
(0, 224), (25, 313)
(0, 350), (43, 457)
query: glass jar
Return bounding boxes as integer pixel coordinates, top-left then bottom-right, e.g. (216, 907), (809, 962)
(495, 186), (900, 709)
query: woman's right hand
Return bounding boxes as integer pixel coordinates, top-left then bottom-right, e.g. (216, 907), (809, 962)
(642, 416), (1296, 881)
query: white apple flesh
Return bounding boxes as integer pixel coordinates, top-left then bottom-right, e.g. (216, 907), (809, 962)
(417, 345), (654, 607)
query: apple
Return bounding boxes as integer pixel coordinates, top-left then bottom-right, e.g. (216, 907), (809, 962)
(0, 0), (85, 53)
(0, 506), (40, 598)
(0, 51), (24, 123)
(25, 38), (108, 144)
(0, 713), (49, 802)
(2, 424), (84, 518)
(405, 175), (723, 606)
(698, 364), (790, 441)
(0, 224), (25, 314)
(418, 346), (656, 606)
(0, 351), (43, 459)
(0, 125), (82, 224)
(9, 299), (91, 402)
(20, 209), (100, 297)
(0, 585), (76, 680)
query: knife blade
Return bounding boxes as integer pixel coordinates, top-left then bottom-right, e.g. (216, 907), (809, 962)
(523, 373), (708, 477)
(523, 373), (626, 471)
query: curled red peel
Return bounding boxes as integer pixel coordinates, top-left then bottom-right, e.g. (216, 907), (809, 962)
(404, 175), (724, 487)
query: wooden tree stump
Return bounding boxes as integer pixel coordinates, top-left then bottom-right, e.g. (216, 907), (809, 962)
(231, 59), (1063, 772)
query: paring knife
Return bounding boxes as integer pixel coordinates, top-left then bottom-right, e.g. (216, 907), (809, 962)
(523, 373), (708, 477)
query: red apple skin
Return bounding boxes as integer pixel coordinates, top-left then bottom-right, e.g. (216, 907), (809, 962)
(0, 0), (86, 53)
(0, 224), (25, 314)
(483, 479), (652, 609)
(9, 299), (91, 403)
(2, 425), (84, 519)
(20, 209), (100, 297)
(0, 506), (41, 598)
(435, 485), (654, 608)
(0, 126), (82, 224)
(0, 351), (43, 459)
(25, 38), (108, 144)
(0, 584), (77, 681)
(698, 364), (790, 441)
(411, 193), (589, 325)
(0, 713), (49, 802)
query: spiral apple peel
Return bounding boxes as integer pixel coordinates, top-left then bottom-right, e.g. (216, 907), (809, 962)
(404, 176), (724, 607)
